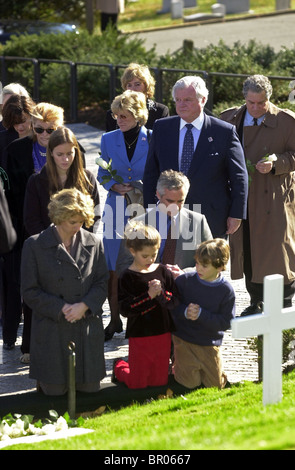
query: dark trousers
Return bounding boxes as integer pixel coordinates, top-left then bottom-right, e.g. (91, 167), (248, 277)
(101, 13), (118, 31)
(243, 218), (295, 307)
(1, 248), (22, 344)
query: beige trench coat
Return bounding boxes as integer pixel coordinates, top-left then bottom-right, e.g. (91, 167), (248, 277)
(220, 103), (295, 284)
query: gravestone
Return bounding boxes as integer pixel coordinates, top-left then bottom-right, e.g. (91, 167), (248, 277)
(158, 0), (197, 14)
(184, 2), (225, 21)
(276, 0), (291, 10)
(171, 0), (183, 18)
(231, 274), (295, 406)
(220, 0), (250, 14)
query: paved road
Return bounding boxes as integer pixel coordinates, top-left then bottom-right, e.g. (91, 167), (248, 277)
(133, 11), (295, 55)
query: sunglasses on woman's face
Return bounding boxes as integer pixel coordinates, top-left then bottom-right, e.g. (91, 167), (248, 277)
(34, 127), (56, 134)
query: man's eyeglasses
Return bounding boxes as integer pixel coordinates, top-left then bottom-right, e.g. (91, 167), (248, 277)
(34, 127), (56, 135)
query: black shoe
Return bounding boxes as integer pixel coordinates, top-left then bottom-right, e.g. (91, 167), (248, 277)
(111, 358), (123, 384)
(240, 302), (263, 317)
(3, 342), (15, 350)
(104, 321), (123, 341)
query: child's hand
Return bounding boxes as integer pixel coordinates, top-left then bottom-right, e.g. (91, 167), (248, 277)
(148, 279), (162, 299)
(186, 303), (200, 321)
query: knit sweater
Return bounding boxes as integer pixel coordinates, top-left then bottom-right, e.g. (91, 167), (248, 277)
(118, 264), (178, 338)
(172, 271), (235, 346)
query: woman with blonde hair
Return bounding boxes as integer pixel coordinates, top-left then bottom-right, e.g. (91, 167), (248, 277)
(98, 89), (150, 340)
(21, 188), (108, 395)
(106, 62), (169, 131)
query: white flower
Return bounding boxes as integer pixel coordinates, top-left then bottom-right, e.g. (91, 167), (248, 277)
(95, 157), (109, 170)
(8, 419), (26, 438)
(266, 154), (277, 162)
(40, 423), (56, 435)
(289, 80), (295, 89)
(55, 416), (68, 432)
(0, 421), (12, 440)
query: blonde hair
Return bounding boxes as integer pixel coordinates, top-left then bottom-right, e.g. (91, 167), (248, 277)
(111, 90), (148, 126)
(46, 127), (93, 195)
(48, 188), (94, 228)
(195, 238), (230, 270)
(31, 102), (64, 127)
(121, 63), (156, 99)
(125, 221), (161, 252)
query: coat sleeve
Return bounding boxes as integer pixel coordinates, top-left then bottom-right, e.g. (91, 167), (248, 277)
(0, 183), (16, 254)
(225, 126), (248, 220)
(23, 174), (46, 236)
(97, 133), (120, 191)
(81, 239), (109, 317)
(143, 126), (160, 207)
(21, 238), (66, 321)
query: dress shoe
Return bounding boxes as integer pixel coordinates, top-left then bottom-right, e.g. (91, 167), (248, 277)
(104, 321), (123, 341)
(111, 358), (123, 383)
(240, 302), (263, 317)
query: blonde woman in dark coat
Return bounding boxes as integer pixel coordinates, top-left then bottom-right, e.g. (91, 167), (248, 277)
(21, 188), (108, 396)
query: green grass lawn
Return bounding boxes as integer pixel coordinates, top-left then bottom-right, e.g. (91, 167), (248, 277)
(118, 0), (295, 32)
(4, 370), (295, 450)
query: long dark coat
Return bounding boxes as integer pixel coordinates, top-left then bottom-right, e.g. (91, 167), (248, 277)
(221, 103), (295, 284)
(21, 225), (109, 385)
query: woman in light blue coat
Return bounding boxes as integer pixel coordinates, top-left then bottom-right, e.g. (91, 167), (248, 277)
(97, 90), (151, 340)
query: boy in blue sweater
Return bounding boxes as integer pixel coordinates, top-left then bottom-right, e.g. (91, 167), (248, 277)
(172, 238), (235, 389)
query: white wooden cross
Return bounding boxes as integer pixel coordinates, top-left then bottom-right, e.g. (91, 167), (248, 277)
(231, 274), (295, 406)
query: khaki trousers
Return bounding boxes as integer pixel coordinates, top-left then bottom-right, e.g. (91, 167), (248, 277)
(172, 335), (227, 389)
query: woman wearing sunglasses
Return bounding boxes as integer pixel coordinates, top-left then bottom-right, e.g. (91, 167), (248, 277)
(2, 102), (64, 354)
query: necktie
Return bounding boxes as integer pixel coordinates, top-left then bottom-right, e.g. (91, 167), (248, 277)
(161, 217), (177, 265)
(253, 118), (258, 126)
(180, 123), (194, 175)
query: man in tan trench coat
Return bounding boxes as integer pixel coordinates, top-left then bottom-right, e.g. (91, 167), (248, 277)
(221, 74), (295, 315)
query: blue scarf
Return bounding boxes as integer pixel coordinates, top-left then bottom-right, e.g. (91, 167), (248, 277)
(32, 141), (47, 173)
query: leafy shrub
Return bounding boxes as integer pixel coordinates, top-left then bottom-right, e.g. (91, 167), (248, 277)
(1, 34), (294, 125)
(0, 29), (157, 118)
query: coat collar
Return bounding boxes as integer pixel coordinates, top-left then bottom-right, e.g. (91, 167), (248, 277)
(223, 102), (283, 129)
(39, 224), (97, 271)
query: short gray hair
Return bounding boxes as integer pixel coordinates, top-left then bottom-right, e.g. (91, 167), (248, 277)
(242, 74), (273, 100)
(172, 75), (209, 104)
(156, 169), (190, 196)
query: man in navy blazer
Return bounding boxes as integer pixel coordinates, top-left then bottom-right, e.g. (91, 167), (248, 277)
(143, 76), (248, 238)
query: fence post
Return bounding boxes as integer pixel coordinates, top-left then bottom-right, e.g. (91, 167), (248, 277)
(33, 59), (40, 103)
(70, 62), (78, 122)
(68, 341), (76, 420)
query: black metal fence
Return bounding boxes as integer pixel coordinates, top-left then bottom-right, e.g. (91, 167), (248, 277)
(1, 55), (294, 122)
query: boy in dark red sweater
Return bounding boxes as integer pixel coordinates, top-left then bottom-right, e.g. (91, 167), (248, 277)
(172, 239), (235, 389)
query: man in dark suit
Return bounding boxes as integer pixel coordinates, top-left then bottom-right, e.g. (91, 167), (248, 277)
(143, 76), (248, 239)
